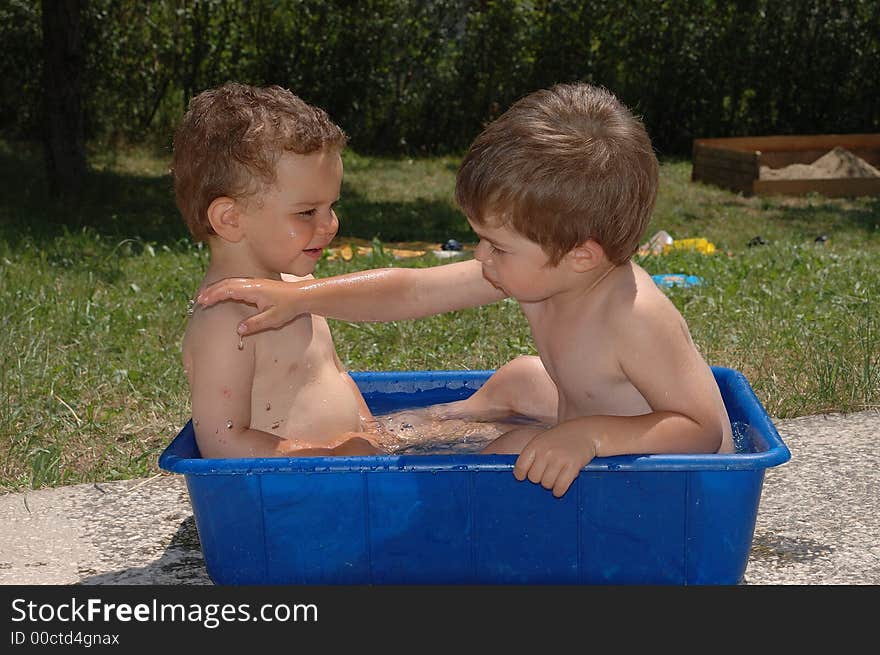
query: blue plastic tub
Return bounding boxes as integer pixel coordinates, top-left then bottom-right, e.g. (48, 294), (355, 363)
(158, 366), (790, 585)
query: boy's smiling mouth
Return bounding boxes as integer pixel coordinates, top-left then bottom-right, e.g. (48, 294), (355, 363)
(302, 247), (325, 258)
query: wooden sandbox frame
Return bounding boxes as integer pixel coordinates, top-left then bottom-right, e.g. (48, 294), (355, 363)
(691, 133), (880, 197)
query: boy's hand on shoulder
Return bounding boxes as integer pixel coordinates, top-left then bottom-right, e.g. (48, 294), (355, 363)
(513, 425), (597, 498)
(197, 277), (306, 335)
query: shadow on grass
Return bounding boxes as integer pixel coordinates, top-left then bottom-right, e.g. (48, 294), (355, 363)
(716, 195), (880, 234)
(0, 146), (187, 248)
(772, 197), (880, 233)
(0, 145), (474, 248)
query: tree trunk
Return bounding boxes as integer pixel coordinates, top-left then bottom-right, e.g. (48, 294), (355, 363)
(41, 0), (87, 200)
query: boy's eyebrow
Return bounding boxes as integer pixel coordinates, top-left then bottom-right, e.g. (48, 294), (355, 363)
(289, 197), (341, 207)
(472, 229), (508, 247)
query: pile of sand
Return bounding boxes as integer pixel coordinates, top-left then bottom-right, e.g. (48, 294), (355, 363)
(760, 146), (880, 180)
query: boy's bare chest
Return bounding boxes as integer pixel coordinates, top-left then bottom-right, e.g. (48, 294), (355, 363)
(252, 314), (338, 385)
(524, 307), (647, 418)
(249, 313), (362, 442)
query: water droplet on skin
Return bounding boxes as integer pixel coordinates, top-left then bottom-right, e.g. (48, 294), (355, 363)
(237, 334), (244, 350)
(193, 419), (199, 426)
(265, 402), (271, 411)
(226, 420), (233, 429)
(271, 421), (280, 429)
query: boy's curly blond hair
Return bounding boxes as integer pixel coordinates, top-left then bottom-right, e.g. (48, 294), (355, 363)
(172, 82), (347, 242)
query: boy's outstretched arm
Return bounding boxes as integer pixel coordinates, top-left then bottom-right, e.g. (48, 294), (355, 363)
(196, 259), (505, 335)
(514, 303), (727, 497)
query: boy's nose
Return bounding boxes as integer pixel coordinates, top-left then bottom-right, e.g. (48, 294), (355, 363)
(319, 208), (339, 236)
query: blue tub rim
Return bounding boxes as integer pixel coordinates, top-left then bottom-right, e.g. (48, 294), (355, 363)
(158, 366), (791, 475)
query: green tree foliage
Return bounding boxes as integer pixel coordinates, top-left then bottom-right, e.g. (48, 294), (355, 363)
(2, 0), (878, 155)
(1, 1), (43, 138)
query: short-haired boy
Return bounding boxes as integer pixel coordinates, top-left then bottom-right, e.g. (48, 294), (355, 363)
(173, 82), (379, 458)
(197, 83), (734, 494)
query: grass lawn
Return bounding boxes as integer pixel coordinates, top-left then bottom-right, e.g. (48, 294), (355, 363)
(1, 141), (878, 490)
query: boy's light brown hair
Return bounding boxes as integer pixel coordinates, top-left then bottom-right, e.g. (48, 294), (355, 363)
(455, 83), (659, 265)
(172, 82), (347, 242)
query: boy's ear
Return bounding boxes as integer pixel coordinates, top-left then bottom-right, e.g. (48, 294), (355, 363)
(566, 238), (607, 273)
(206, 196), (245, 243)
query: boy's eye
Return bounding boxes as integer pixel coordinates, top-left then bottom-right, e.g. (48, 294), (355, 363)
(297, 202), (338, 218)
(490, 244), (505, 255)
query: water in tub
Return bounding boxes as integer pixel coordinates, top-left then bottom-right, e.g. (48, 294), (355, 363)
(372, 405), (550, 455)
(730, 421), (758, 454)
(370, 411), (756, 456)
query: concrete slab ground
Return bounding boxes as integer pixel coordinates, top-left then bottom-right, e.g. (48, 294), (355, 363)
(1, 409), (877, 585)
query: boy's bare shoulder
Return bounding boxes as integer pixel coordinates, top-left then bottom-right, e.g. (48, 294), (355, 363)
(181, 294), (259, 384)
(184, 298), (256, 351)
(603, 265), (704, 386)
(607, 264), (688, 336)
(189, 297), (255, 325)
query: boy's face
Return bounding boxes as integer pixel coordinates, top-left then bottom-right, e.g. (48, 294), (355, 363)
(468, 216), (566, 302)
(238, 150), (342, 278)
